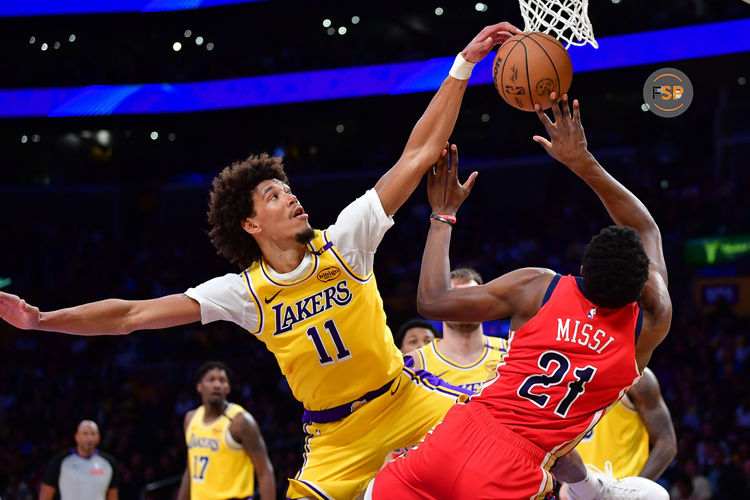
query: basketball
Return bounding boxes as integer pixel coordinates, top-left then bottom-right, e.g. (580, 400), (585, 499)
(492, 32), (573, 112)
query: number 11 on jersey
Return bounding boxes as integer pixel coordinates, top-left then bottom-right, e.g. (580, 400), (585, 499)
(306, 318), (352, 366)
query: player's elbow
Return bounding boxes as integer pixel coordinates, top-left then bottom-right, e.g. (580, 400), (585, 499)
(416, 296), (442, 319)
(661, 430), (678, 462)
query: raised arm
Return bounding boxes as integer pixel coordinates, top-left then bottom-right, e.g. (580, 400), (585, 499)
(416, 145), (554, 327)
(375, 22), (519, 216)
(231, 412), (276, 500)
(0, 291), (201, 335)
(533, 94), (672, 367)
(627, 368), (677, 480)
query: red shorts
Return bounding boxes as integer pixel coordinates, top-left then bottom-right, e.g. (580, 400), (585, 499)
(372, 402), (556, 500)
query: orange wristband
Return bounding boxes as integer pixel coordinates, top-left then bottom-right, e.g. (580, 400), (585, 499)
(430, 214), (456, 226)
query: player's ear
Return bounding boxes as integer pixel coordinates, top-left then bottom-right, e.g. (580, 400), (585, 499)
(580, 265), (584, 276)
(242, 217), (260, 235)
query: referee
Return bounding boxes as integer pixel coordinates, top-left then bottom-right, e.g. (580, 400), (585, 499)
(39, 420), (120, 500)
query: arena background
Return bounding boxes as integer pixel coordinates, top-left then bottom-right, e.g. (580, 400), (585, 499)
(1, 1), (749, 498)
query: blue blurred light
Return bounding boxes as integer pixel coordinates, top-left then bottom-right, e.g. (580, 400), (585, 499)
(0, 18), (748, 117)
(0, 0), (267, 16)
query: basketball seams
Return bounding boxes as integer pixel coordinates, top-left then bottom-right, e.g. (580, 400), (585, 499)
(498, 39), (526, 103)
(523, 34), (562, 99)
(494, 32), (572, 112)
(521, 40), (534, 110)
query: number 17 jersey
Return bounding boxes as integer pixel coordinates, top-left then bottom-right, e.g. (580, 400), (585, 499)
(475, 274), (642, 456)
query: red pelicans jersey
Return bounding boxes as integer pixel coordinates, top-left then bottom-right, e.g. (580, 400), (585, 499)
(476, 274), (642, 457)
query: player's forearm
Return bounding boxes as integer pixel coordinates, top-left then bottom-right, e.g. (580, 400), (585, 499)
(570, 153), (659, 236)
(374, 77), (468, 215)
(38, 299), (137, 335)
(176, 468), (190, 500)
(400, 77), (467, 170)
(639, 437), (677, 480)
(257, 469), (276, 500)
(417, 220), (454, 318)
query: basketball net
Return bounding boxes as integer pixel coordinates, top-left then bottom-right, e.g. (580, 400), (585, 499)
(518, 0), (598, 48)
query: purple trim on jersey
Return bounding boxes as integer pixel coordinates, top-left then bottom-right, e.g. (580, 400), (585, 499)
(70, 448), (99, 459)
(403, 355), (474, 398)
(294, 423), (313, 480)
(294, 480), (333, 500)
(310, 240), (333, 256)
(242, 270), (264, 335)
(260, 251), (319, 287)
(322, 230), (371, 284)
(302, 378), (395, 424)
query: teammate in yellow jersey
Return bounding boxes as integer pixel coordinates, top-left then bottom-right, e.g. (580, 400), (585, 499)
(561, 367), (676, 500)
(0, 20), (525, 499)
(177, 361), (275, 500)
(411, 267), (507, 393)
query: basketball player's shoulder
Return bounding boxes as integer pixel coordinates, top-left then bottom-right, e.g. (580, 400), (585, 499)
(184, 406), (201, 430)
(486, 336), (507, 350)
(226, 402), (247, 416)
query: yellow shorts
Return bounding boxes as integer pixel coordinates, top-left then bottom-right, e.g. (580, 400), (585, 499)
(286, 365), (467, 499)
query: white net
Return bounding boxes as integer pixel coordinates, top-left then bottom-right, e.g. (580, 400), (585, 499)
(519, 0), (598, 48)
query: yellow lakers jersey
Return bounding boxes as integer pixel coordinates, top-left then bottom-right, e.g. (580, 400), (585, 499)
(575, 394), (649, 477)
(186, 403), (255, 500)
(415, 336), (507, 393)
(242, 230), (403, 411)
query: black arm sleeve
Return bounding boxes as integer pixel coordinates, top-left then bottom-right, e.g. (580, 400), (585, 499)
(42, 451), (68, 489)
(100, 452), (121, 489)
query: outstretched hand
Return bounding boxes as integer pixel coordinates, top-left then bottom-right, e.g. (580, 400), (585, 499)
(427, 143), (478, 216)
(462, 22), (521, 63)
(533, 93), (591, 171)
(0, 291), (40, 330)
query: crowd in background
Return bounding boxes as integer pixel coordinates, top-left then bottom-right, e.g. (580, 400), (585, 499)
(1, 144), (749, 499)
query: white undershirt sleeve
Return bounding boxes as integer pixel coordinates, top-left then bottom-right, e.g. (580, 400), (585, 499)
(184, 273), (259, 332)
(325, 189), (394, 276)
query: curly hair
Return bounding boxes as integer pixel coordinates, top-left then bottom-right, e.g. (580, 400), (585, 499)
(207, 154), (288, 269)
(580, 225), (650, 308)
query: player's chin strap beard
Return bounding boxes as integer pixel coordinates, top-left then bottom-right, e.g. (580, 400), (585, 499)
(296, 227), (315, 245)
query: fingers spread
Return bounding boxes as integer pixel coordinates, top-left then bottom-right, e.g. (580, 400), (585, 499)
(560, 94), (572, 121)
(534, 103), (553, 130)
(532, 135), (552, 150)
(549, 92), (562, 123)
(463, 171), (479, 192)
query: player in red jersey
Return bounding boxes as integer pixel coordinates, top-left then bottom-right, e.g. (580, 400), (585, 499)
(365, 93), (672, 500)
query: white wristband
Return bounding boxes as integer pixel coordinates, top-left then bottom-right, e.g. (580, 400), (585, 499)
(449, 52), (476, 80)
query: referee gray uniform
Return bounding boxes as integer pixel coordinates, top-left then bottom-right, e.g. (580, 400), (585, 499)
(42, 449), (120, 500)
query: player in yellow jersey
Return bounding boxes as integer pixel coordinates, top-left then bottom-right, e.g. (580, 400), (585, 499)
(0, 20), (524, 499)
(411, 267), (507, 393)
(177, 361), (275, 500)
(561, 367), (676, 500)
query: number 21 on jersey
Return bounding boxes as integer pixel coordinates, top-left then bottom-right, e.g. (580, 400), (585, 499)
(517, 350), (597, 418)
